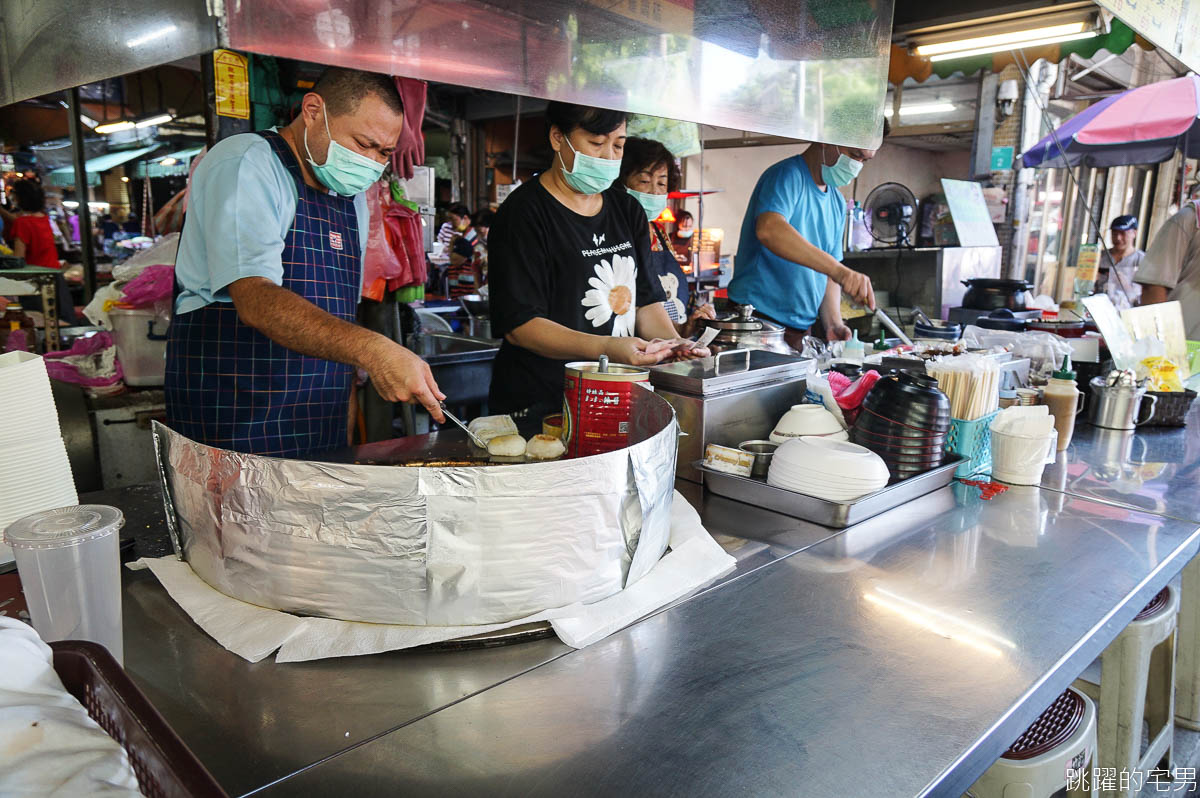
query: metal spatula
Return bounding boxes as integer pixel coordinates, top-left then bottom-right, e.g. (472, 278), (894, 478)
(440, 403), (488, 449)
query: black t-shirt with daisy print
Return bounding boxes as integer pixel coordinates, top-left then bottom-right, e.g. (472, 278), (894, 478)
(487, 179), (666, 415)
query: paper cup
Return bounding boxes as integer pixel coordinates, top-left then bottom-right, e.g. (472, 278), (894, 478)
(991, 428), (1056, 485)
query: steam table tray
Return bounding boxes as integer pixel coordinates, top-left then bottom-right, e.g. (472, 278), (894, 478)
(697, 456), (962, 528)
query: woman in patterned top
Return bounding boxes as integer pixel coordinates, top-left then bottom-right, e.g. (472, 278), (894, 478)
(618, 138), (714, 336)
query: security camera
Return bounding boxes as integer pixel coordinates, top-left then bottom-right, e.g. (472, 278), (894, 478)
(997, 79), (1019, 120)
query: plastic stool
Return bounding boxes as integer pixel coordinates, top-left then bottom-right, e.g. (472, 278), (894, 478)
(1073, 586), (1178, 798)
(967, 687), (1097, 798)
(1175, 558), (1200, 729)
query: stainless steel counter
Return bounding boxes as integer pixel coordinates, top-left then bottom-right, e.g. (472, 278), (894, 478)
(254, 485), (1200, 797)
(116, 481), (827, 796)
(106, 415), (1200, 797)
(1039, 406), (1200, 523)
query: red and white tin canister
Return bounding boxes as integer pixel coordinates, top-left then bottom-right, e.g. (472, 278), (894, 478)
(563, 359), (649, 458)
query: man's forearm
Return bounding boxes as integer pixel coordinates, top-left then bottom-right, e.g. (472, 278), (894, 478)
(757, 213), (845, 279)
(229, 277), (387, 369)
(1140, 283), (1170, 304)
(506, 317), (609, 360)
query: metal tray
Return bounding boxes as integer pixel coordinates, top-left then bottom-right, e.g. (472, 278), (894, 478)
(649, 349), (811, 395)
(697, 455), (962, 528)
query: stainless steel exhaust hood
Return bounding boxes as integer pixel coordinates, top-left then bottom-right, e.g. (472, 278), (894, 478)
(0, 0), (217, 106)
(226, 0), (893, 149)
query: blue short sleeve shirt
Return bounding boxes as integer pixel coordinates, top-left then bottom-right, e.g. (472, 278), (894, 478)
(173, 132), (369, 315)
(727, 155), (845, 330)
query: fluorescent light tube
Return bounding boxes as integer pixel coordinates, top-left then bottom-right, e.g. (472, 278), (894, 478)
(94, 120), (135, 134)
(916, 21), (1087, 56)
(928, 30), (1097, 61)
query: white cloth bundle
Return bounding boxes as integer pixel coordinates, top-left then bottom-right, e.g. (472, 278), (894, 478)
(0, 618), (141, 797)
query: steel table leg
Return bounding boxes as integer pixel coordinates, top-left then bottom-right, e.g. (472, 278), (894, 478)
(1175, 556), (1200, 729)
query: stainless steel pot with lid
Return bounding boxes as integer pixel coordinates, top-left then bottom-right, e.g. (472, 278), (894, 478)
(700, 304), (794, 355)
(1087, 369), (1158, 430)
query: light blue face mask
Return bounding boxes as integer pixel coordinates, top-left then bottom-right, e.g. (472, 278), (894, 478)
(626, 186), (667, 221)
(558, 136), (620, 195)
(821, 147), (864, 188)
(304, 105), (386, 197)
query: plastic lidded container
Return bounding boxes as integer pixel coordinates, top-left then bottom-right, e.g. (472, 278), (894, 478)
(5, 505), (125, 663)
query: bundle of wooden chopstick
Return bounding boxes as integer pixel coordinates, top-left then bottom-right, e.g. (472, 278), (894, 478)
(926, 354), (1000, 421)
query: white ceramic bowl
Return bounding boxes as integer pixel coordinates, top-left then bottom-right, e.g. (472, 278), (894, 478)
(769, 404), (846, 444)
(767, 463), (888, 492)
(772, 436), (890, 484)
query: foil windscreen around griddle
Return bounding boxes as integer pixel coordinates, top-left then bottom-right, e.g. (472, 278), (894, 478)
(149, 392), (677, 627)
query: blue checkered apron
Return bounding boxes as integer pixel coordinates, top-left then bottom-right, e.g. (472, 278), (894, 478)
(164, 130), (361, 458)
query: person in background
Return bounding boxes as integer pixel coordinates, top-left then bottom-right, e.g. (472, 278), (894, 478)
(122, 213), (141, 235)
(726, 126), (884, 348)
(671, 210), (694, 264)
(447, 208), (483, 297)
(1136, 202), (1200, 339)
(166, 65), (444, 458)
(436, 203), (471, 249)
(469, 208), (494, 283)
(1097, 215), (1143, 310)
(0, 180), (61, 268)
(486, 101), (707, 417)
(99, 213), (120, 240)
(619, 137), (715, 336)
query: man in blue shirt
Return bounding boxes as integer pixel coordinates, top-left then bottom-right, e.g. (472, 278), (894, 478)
(166, 67), (444, 457)
(728, 136), (880, 348)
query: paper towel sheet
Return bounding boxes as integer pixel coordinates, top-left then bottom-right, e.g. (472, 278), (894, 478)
(136, 491), (735, 663)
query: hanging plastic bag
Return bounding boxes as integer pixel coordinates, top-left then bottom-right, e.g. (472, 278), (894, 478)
(361, 183), (405, 301)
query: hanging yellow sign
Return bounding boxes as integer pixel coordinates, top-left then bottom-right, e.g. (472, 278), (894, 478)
(213, 49), (250, 120)
(1076, 243), (1100, 282)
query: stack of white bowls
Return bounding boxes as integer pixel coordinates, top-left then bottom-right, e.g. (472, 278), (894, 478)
(767, 436), (890, 501)
(769, 404), (849, 444)
(0, 352), (78, 565)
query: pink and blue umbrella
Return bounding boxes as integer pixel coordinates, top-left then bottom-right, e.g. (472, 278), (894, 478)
(1022, 74), (1200, 168)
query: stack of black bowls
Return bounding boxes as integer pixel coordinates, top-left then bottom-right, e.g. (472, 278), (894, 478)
(850, 372), (951, 482)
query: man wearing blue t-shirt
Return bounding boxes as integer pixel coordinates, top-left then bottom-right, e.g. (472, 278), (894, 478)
(166, 67), (444, 457)
(728, 137), (880, 348)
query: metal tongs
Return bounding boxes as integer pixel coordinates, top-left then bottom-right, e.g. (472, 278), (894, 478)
(440, 403), (488, 449)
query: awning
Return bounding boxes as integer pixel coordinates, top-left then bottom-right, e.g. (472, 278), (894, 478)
(132, 146), (205, 179)
(890, 19), (1151, 84)
(45, 144), (162, 187)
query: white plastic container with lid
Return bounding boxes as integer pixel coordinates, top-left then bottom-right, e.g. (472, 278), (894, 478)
(108, 307), (169, 386)
(4, 505), (125, 663)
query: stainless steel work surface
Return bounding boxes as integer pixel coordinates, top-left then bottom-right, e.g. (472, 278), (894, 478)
(1040, 410), (1200, 523)
(258, 486), (1200, 797)
(117, 480), (825, 796)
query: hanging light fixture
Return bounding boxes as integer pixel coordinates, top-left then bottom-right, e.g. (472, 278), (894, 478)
(908, 11), (1098, 63)
(94, 120), (136, 134)
(94, 113), (174, 135)
(656, 206), (676, 224)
